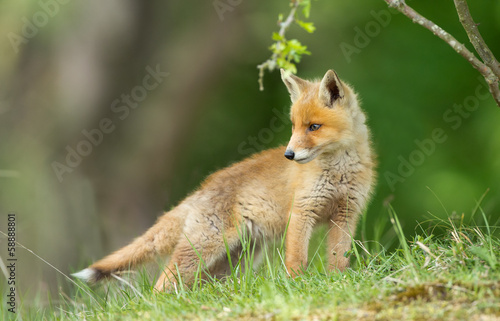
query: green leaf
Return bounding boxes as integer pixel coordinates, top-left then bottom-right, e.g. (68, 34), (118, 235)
(286, 39), (310, 55)
(296, 20), (316, 33)
(269, 42), (285, 55)
(272, 32), (284, 42)
(299, 0), (311, 18)
(277, 58), (297, 74)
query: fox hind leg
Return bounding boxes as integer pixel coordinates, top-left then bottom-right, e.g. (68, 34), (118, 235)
(154, 224), (242, 292)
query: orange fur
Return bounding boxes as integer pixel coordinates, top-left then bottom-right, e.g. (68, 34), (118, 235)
(73, 69), (376, 291)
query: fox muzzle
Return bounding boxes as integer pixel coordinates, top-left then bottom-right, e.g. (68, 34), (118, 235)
(284, 149), (295, 160)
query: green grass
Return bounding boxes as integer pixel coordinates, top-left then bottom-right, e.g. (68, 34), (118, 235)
(2, 207), (500, 321)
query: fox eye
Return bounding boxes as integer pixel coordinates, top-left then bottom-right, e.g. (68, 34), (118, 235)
(309, 124), (321, 131)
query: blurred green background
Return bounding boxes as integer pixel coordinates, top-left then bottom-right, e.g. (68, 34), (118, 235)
(0, 0), (499, 299)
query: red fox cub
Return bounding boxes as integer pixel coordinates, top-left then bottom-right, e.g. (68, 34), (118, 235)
(73, 69), (376, 291)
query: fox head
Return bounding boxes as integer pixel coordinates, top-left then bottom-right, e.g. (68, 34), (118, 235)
(281, 69), (364, 164)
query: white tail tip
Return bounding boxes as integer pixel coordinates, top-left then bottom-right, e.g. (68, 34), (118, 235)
(72, 268), (97, 282)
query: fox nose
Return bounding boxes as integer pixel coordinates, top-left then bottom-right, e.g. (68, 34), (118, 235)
(284, 150), (295, 160)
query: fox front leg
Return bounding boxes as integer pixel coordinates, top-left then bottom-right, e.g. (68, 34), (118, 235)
(328, 202), (361, 272)
(285, 210), (315, 277)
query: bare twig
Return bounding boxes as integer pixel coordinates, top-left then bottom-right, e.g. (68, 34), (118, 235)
(257, 0), (300, 91)
(383, 0), (500, 107)
(454, 0), (500, 79)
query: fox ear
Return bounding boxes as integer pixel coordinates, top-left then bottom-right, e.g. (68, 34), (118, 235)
(281, 69), (307, 103)
(319, 69), (345, 108)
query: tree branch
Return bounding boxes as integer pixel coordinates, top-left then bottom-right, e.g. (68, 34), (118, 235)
(383, 0), (500, 107)
(257, 0), (299, 91)
(453, 0), (500, 79)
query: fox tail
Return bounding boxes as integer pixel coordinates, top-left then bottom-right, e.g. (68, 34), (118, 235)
(72, 210), (184, 283)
